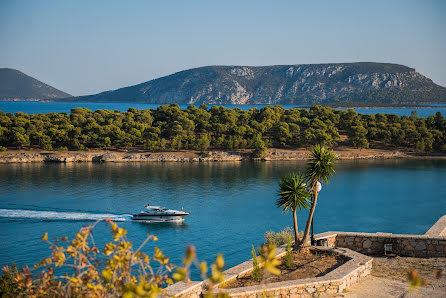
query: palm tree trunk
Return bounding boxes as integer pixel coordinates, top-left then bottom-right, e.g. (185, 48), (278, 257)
(292, 210), (299, 248)
(299, 189), (318, 248)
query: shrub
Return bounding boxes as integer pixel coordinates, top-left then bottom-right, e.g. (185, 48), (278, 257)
(0, 221), (283, 296)
(0, 146), (6, 152)
(251, 245), (262, 281)
(283, 236), (293, 268)
(0, 264), (20, 296)
(0, 219), (228, 297)
(264, 227), (298, 246)
(198, 151), (210, 158)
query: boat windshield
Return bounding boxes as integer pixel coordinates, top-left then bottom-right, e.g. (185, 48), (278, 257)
(146, 206), (166, 211)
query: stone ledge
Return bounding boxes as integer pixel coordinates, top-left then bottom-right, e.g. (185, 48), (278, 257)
(165, 215), (445, 297)
(165, 280), (203, 297)
(215, 247), (372, 297)
(425, 215), (446, 237)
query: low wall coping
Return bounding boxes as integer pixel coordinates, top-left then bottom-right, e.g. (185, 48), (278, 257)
(218, 247), (372, 296)
(319, 231), (446, 241)
(165, 280), (203, 297)
(425, 215), (446, 237)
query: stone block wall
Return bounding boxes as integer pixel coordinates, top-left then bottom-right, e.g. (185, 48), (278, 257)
(220, 248), (372, 297)
(334, 232), (446, 257)
(165, 215), (446, 297)
(165, 247), (372, 297)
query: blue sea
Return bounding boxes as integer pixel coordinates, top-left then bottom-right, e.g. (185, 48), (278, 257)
(0, 101), (446, 117)
(0, 160), (445, 279)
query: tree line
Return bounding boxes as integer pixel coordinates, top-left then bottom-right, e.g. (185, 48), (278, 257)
(0, 104), (445, 155)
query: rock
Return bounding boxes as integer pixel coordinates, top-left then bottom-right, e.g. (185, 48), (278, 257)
(363, 239), (372, 248)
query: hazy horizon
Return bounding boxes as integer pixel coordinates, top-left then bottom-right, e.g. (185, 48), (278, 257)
(1, 0), (445, 96)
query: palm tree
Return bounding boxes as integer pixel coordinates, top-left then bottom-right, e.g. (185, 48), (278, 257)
(299, 144), (336, 248)
(277, 173), (311, 248)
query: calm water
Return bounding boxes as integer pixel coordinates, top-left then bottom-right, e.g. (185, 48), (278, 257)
(1, 101), (446, 117)
(0, 160), (445, 279)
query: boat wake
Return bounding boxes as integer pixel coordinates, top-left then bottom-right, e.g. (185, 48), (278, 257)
(0, 208), (133, 222)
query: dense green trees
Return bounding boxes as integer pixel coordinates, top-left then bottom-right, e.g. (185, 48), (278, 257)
(0, 105), (445, 153)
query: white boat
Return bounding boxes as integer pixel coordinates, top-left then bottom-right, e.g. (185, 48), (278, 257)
(132, 205), (189, 222)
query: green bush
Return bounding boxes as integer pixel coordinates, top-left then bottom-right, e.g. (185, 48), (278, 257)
(264, 226), (298, 246)
(283, 236), (293, 268)
(251, 245), (262, 281)
(0, 146), (6, 152)
(0, 219), (231, 297)
(0, 220), (283, 296)
(198, 151), (210, 158)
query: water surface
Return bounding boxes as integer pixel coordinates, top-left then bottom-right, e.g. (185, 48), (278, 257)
(1, 101), (445, 117)
(0, 160), (445, 279)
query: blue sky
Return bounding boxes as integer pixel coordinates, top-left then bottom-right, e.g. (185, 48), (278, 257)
(1, 0), (445, 96)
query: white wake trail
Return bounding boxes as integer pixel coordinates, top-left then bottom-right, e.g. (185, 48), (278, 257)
(0, 209), (132, 222)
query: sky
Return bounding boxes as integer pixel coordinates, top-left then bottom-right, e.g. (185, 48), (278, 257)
(0, 0), (445, 96)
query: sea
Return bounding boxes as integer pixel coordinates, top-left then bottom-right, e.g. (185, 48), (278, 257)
(0, 159), (445, 280)
(0, 101), (445, 280)
(0, 101), (446, 117)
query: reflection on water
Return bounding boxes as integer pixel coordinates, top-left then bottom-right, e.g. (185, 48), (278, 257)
(0, 159), (445, 280)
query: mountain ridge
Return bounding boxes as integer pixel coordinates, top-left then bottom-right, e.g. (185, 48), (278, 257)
(0, 68), (71, 101)
(65, 62), (446, 105)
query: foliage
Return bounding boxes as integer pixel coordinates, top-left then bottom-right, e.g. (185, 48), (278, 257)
(0, 219), (283, 297)
(283, 236), (293, 268)
(264, 227), (296, 246)
(251, 134), (267, 158)
(257, 244), (282, 276)
(277, 173), (311, 213)
(0, 219), (228, 297)
(0, 264), (20, 296)
(305, 145), (337, 189)
(300, 145), (337, 248)
(277, 172), (311, 247)
(251, 245), (262, 281)
(198, 151), (210, 158)
(0, 105), (444, 154)
(0, 146), (6, 151)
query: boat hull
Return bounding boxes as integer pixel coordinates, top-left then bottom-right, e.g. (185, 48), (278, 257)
(132, 214), (188, 222)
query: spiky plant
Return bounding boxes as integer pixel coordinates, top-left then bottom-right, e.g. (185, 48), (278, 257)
(276, 173), (311, 248)
(300, 144), (337, 248)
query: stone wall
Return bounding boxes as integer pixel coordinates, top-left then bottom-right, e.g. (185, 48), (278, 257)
(334, 232), (446, 257)
(165, 281), (203, 298)
(165, 215), (446, 297)
(165, 247), (372, 297)
(219, 248), (372, 298)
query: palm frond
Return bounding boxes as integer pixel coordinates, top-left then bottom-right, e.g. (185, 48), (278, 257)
(277, 172), (311, 213)
(305, 144), (337, 188)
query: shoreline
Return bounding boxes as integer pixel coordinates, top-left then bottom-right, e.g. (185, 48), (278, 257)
(0, 148), (445, 163)
(2, 100), (445, 109)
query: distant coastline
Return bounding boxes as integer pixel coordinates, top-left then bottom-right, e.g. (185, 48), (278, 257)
(1, 148), (445, 163)
(1, 99), (445, 110)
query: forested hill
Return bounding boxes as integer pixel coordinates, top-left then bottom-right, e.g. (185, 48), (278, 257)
(0, 68), (71, 101)
(68, 62), (446, 105)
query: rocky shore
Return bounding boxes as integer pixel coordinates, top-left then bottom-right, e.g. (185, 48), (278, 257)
(0, 148), (444, 163)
